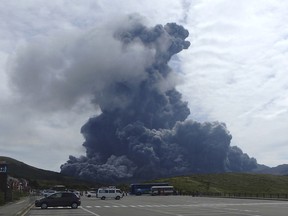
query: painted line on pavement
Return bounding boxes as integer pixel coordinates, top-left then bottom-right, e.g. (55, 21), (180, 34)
(80, 206), (102, 216)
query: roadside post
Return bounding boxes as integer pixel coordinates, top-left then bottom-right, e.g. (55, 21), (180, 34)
(0, 161), (8, 202)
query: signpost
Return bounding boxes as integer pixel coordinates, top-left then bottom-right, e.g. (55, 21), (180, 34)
(0, 161), (8, 201)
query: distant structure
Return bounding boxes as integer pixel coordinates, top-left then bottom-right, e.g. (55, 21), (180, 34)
(52, 185), (66, 191)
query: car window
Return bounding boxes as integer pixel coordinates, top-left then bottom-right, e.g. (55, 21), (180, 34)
(109, 190), (115, 193)
(50, 193), (62, 199)
(62, 193), (74, 198)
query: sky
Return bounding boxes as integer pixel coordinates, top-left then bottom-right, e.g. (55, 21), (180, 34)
(0, 0), (287, 172)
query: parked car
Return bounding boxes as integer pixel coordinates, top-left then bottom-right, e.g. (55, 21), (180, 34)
(73, 190), (81, 197)
(41, 189), (56, 197)
(35, 191), (81, 209)
(67, 189), (81, 197)
(86, 191), (97, 198)
(96, 187), (122, 200)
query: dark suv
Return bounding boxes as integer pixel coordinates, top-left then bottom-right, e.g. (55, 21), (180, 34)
(35, 192), (81, 209)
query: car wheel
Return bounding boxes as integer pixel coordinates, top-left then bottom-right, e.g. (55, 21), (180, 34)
(41, 203), (48, 209)
(115, 196), (120, 200)
(71, 202), (78, 209)
(88, 195), (91, 197)
(101, 196), (106, 200)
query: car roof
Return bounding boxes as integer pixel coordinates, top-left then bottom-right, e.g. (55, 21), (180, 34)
(49, 191), (75, 195)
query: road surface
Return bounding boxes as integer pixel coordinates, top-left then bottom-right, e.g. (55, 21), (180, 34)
(26, 195), (288, 216)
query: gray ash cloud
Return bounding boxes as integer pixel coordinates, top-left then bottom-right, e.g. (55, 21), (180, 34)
(58, 17), (257, 183)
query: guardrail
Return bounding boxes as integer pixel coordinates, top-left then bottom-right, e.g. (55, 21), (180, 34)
(178, 191), (288, 200)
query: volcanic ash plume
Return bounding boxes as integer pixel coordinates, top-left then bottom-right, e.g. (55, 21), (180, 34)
(60, 18), (257, 182)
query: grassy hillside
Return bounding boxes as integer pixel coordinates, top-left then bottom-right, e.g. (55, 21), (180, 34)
(0, 156), (97, 189)
(153, 173), (288, 194)
(2, 156), (288, 194)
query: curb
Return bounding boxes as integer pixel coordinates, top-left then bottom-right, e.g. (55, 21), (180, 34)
(16, 202), (34, 216)
(15, 196), (36, 216)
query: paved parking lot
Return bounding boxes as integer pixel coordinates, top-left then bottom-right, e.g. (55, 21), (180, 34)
(26, 195), (288, 216)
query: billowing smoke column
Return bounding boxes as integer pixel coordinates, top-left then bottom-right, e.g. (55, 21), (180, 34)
(60, 18), (257, 183)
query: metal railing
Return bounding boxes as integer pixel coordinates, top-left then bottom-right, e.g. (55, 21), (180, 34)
(178, 191), (288, 200)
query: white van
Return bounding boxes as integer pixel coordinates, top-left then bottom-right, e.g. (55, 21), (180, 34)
(96, 188), (122, 200)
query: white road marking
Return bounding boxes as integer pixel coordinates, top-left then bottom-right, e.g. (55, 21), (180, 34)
(80, 206), (101, 216)
(81, 202), (288, 209)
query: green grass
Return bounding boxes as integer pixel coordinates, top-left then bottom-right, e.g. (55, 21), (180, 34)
(152, 173), (288, 194)
(0, 192), (4, 205)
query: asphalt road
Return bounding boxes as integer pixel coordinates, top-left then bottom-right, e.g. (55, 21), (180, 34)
(26, 195), (288, 216)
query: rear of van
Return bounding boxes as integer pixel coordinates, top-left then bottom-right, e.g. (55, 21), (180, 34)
(97, 188), (122, 200)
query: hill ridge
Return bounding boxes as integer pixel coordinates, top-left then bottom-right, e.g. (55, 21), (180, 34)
(0, 156), (96, 189)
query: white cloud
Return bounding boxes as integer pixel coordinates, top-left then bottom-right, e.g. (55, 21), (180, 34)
(178, 0), (288, 166)
(1, 0), (288, 171)
(0, 0), (188, 171)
